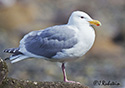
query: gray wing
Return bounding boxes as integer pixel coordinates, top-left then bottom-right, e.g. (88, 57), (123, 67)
(21, 25), (78, 58)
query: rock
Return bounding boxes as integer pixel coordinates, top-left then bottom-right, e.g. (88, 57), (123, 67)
(0, 57), (88, 88)
(0, 58), (8, 85)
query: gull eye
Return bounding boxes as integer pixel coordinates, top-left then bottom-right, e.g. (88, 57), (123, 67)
(80, 16), (84, 19)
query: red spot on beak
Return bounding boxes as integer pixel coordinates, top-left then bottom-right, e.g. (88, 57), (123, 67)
(97, 24), (100, 26)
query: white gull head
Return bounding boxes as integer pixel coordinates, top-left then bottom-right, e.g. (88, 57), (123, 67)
(68, 11), (101, 27)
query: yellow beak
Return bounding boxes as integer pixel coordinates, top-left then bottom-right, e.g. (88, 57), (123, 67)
(89, 20), (101, 26)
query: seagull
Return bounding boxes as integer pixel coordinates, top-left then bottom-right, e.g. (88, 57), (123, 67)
(3, 11), (101, 83)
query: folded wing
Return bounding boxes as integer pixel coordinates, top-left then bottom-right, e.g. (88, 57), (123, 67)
(20, 25), (78, 58)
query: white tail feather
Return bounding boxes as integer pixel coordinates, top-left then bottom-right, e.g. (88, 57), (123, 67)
(10, 55), (21, 60)
(11, 55), (29, 63)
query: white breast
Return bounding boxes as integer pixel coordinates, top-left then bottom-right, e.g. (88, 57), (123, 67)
(52, 26), (95, 62)
(75, 26), (95, 56)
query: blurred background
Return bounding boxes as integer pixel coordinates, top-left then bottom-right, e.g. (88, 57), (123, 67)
(0, 0), (125, 88)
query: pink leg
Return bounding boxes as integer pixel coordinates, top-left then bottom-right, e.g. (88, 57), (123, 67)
(61, 63), (80, 84)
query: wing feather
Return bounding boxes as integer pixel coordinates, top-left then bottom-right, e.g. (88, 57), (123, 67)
(20, 25), (78, 58)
